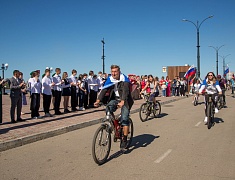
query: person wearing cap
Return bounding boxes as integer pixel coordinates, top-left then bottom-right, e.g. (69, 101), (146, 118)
(217, 75), (227, 105)
(87, 70), (99, 108)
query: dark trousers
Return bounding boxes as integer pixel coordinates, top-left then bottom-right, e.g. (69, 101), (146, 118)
(232, 87), (234, 94)
(175, 87), (180, 96)
(10, 96), (22, 121)
(79, 92), (85, 107)
(43, 94), (51, 114)
(30, 93), (40, 118)
(71, 86), (77, 110)
(179, 86), (185, 96)
(54, 90), (62, 113)
(84, 93), (88, 108)
(89, 90), (97, 107)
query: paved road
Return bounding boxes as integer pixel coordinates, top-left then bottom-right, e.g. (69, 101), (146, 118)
(0, 95), (234, 180)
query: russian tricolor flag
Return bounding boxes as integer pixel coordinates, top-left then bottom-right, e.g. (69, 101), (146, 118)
(224, 67), (229, 76)
(184, 65), (196, 79)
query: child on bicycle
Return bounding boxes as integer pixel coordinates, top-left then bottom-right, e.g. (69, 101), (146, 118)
(192, 79), (201, 103)
(140, 75), (158, 103)
(199, 72), (222, 124)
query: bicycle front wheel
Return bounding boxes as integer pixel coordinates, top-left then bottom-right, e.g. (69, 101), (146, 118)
(207, 103), (212, 129)
(153, 101), (161, 118)
(92, 125), (111, 165)
(139, 103), (149, 122)
(126, 118), (134, 148)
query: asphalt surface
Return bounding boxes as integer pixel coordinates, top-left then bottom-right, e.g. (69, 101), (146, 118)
(0, 95), (234, 180)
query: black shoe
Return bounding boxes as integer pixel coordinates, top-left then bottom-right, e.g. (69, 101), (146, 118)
(11, 120), (17, 123)
(17, 118), (25, 122)
(120, 140), (128, 149)
(64, 109), (71, 113)
(71, 108), (78, 111)
(55, 111), (62, 115)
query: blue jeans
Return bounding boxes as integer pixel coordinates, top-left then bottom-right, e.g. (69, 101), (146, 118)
(106, 100), (130, 126)
(162, 89), (166, 96)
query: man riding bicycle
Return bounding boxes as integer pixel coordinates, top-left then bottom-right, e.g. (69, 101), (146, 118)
(199, 72), (222, 124)
(94, 65), (134, 149)
(217, 75), (226, 105)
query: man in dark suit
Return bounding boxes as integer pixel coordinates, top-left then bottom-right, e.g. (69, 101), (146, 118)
(8, 70), (26, 123)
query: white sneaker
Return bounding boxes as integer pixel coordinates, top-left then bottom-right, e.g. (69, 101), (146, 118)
(79, 107), (85, 111)
(204, 117), (208, 124)
(215, 108), (219, 113)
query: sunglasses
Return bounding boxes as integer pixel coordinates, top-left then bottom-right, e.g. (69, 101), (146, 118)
(208, 74), (213, 76)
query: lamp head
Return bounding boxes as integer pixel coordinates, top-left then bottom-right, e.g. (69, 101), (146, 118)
(5, 63), (8, 70)
(182, 19), (187, 21)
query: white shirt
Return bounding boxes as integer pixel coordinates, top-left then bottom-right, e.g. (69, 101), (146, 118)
(42, 76), (53, 95)
(28, 77), (41, 94)
(114, 83), (120, 97)
(52, 74), (62, 91)
(88, 76), (99, 91)
(194, 83), (201, 92)
(97, 75), (103, 90)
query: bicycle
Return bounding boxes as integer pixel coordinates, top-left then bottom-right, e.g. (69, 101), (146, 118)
(139, 93), (161, 122)
(92, 104), (134, 165)
(205, 94), (215, 129)
(193, 92), (199, 106)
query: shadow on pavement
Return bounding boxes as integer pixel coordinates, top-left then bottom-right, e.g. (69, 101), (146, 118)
(106, 134), (160, 163)
(0, 108), (105, 134)
(157, 113), (168, 118)
(213, 117), (224, 124)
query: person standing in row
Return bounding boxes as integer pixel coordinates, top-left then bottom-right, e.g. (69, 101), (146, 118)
(83, 73), (89, 109)
(62, 72), (71, 113)
(88, 71), (99, 108)
(165, 76), (171, 97)
(9, 70), (26, 123)
(29, 71), (42, 119)
(42, 69), (55, 117)
(53, 68), (63, 115)
(19, 72), (27, 115)
(179, 77), (186, 96)
(70, 69), (78, 111)
(78, 74), (86, 110)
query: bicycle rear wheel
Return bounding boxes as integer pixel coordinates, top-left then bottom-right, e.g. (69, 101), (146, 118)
(153, 101), (161, 117)
(92, 125), (111, 165)
(139, 103), (149, 122)
(218, 96), (224, 110)
(193, 96), (198, 106)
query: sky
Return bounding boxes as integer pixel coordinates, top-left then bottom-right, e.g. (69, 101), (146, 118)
(0, 0), (234, 80)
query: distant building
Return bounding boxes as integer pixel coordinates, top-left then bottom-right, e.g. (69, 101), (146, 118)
(167, 65), (191, 80)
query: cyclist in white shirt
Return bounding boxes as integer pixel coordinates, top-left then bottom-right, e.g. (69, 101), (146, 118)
(199, 72), (222, 124)
(192, 79), (201, 103)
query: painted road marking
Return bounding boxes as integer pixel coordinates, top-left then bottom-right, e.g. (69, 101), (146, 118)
(195, 122), (202, 127)
(154, 149), (172, 163)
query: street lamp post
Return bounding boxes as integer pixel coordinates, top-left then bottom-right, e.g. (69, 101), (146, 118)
(182, 15), (214, 79)
(219, 54), (231, 78)
(1, 63), (9, 95)
(101, 38), (105, 74)
(209, 45), (225, 76)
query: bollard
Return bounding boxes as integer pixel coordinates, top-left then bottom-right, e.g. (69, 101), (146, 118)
(0, 84), (2, 123)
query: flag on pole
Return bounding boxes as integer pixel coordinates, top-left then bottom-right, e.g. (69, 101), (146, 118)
(224, 66), (229, 76)
(184, 65), (196, 79)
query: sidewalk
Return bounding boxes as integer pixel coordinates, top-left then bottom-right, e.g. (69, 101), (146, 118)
(0, 95), (187, 152)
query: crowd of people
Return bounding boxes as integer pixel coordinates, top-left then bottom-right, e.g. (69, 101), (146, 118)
(1, 67), (234, 124)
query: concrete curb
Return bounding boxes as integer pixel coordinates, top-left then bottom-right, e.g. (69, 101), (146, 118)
(0, 96), (187, 152)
